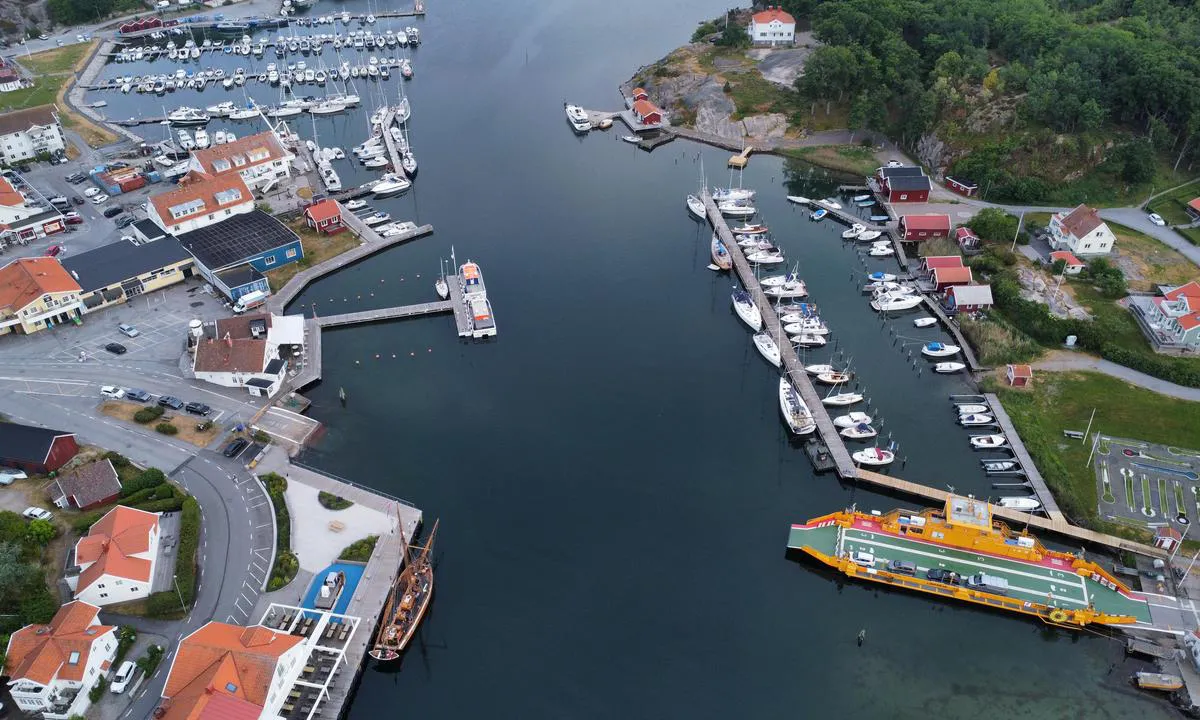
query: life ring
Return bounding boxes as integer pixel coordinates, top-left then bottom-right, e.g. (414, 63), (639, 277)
(1048, 609), (1070, 624)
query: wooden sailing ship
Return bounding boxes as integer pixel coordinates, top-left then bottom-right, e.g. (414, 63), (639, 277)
(369, 518), (438, 662)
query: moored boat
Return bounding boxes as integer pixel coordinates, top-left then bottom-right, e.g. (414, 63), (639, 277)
(852, 447), (894, 466)
(913, 317), (937, 328)
(752, 332), (781, 368)
(822, 392), (863, 406)
(833, 412), (872, 428)
(956, 403), (988, 415)
(840, 423), (877, 440)
(710, 235), (732, 270)
(841, 223), (865, 239)
(686, 194), (705, 219)
(857, 230), (882, 241)
(997, 496), (1040, 511)
(805, 364), (835, 375)
(921, 342), (961, 358)
(959, 413), (994, 426)
(815, 371), (852, 385)
(969, 434), (1008, 449)
(982, 460), (1019, 472)
(732, 289), (762, 331)
(790, 333), (827, 348)
(564, 103), (591, 133)
(810, 208), (827, 221)
(778, 377), (816, 435)
(369, 520), (438, 662)
(934, 362), (966, 373)
(870, 292), (923, 312)
(1133, 673), (1183, 691)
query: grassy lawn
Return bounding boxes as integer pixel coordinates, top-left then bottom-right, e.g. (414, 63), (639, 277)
(1147, 179), (1200, 226)
(960, 315), (1043, 366)
(724, 69), (804, 120)
(2, 42), (118, 147)
(1178, 227), (1200, 246)
(1105, 222), (1197, 290)
(784, 145), (877, 176)
(1066, 282), (1200, 376)
(99, 401), (220, 447)
(265, 221), (362, 292)
(991, 371), (1200, 532)
(21, 44), (91, 75)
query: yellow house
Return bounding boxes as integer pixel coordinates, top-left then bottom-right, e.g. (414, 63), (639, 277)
(62, 234), (194, 312)
(0, 257), (83, 336)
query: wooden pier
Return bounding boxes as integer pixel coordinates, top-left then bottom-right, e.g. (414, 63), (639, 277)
(702, 192), (856, 477)
(380, 107), (403, 170)
(982, 393), (1064, 521)
(317, 301), (452, 328)
(920, 297), (983, 372)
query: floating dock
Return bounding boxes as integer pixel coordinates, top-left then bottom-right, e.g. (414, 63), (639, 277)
(316, 301), (452, 328)
(983, 393), (1064, 521)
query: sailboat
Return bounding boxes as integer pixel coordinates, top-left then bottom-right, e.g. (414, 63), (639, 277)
(686, 194), (705, 219)
(779, 377), (817, 435)
(710, 234), (732, 270)
(435, 258), (449, 300)
(369, 519), (438, 661)
(731, 289), (762, 331)
(752, 332), (781, 368)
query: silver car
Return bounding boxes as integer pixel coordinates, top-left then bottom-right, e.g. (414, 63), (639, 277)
(118, 323), (139, 338)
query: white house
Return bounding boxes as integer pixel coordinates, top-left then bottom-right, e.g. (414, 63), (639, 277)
(146, 171), (254, 236)
(5, 601), (117, 719)
(192, 312), (305, 397)
(0, 173), (67, 244)
(187, 130), (294, 193)
(748, 7), (795, 46)
(1048, 204), (1116, 256)
(0, 105), (66, 164)
(67, 506), (160, 607)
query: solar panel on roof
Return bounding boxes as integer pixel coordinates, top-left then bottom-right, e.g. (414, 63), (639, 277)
(177, 210), (299, 271)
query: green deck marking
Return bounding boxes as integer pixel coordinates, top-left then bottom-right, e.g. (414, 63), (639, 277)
(1142, 475), (1155, 517)
(1101, 462), (1115, 504)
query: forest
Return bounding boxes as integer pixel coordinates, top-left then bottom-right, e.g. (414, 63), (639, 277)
(780, 0), (1200, 201)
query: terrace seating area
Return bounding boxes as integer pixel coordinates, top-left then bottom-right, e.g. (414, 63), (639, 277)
(259, 603), (360, 720)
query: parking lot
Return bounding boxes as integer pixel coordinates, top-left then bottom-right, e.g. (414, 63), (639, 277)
(1095, 435), (1200, 530)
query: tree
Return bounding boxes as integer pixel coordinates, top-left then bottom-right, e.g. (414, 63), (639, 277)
(25, 519), (56, 547)
(1117, 141), (1156, 184)
(967, 208), (1020, 243)
(0, 542), (28, 609)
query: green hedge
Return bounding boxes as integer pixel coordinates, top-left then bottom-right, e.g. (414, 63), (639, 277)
(154, 423), (178, 436)
(175, 497), (200, 607)
(337, 535), (378, 562)
(120, 468), (166, 497)
(318, 491), (353, 510)
(132, 405), (164, 424)
(260, 473), (295, 590)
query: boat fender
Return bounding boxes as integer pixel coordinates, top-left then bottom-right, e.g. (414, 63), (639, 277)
(1048, 609), (1069, 624)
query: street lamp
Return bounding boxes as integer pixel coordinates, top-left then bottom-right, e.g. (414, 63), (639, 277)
(1010, 210), (1026, 253)
(172, 574), (185, 613)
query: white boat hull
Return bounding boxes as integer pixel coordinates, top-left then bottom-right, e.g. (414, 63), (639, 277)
(956, 404), (989, 415)
(853, 448), (894, 466)
(934, 362), (966, 373)
(970, 435), (1008, 449)
(732, 293), (763, 331)
(779, 377), (816, 435)
(822, 393), (863, 407)
(922, 344), (961, 358)
(913, 317), (937, 328)
(753, 333), (781, 368)
(833, 412), (872, 428)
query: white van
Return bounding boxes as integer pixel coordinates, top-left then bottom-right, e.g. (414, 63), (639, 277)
(850, 551), (875, 568)
(233, 289), (269, 314)
(100, 385), (125, 399)
(110, 661), (136, 693)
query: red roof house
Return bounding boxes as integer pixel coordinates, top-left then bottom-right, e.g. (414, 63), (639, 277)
(945, 176), (979, 197)
(1187, 198), (1200, 221)
(931, 266), (974, 290)
(631, 99), (663, 126)
(1049, 250), (1085, 275)
(920, 256), (964, 274)
(944, 284), (994, 313)
(899, 214), (951, 241)
(954, 226), (980, 251)
(304, 199), (344, 235)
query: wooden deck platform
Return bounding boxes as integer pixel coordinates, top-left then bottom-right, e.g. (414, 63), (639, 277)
(380, 107), (404, 170)
(702, 192), (857, 478)
(288, 317), (323, 389)
(317, 301), (453, 328)
(1127, 637), (1177, 659)
(983, 393), (1064, 521)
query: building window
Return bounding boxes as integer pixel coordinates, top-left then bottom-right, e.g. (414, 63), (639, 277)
(285, 248), (297, 259)
(99, 592), (108, 598)
(264, 256), (276, 266)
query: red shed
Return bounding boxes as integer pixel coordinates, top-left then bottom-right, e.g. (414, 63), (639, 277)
(931, 266), (974, 290)
(631, 99), (663, 125)
(0, 422), (78, 474)
(944, 176), (979, 198)
(631, 87), (649, 102)
(885, 175), (931, 203)
(944, 284), (994, 313)
(899, 214), (950, 241)
(920, 255), (964, 274)
(304, 199), (345, 235)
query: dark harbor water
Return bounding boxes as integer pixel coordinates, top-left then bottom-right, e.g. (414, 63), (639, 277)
(91, 1), (1178, 717)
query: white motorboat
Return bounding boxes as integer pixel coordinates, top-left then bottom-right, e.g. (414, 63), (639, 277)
(194, 128), (210, 148)
(268, 105), (304, 118)
(747, 250), (785, 265)
(372, 173), (411, 196)
(853, 447), (895, 466)
(152, 155), (174, 168)
(712, 187), (755, 202)
(921, 342), (961, 358)
(870, 293), (923, 312)
(205, 100), (235, 116)
(309, 99), (347, 115)
(779, 316), (828, 334)
(857, 230), (883, 241)
(817, 199), (842, 210)
(401, 150), (417, 177)
(841, 224), (865, 239)
(822, 392), (863, 407)
(167, 106), (209, 125)
(564, 103), (590, 133)
(805, 364), (835, 375)
(833, 412), (872, 428)
(997, 496), (1041, 512)
(810, 208), (828, 221)
(213, 130), (228, 145)
(815, 371), (852, 385)
(177, 129), (194, 150)
(956, 404), (989, 415)
(841, 423), (877, 440)
(764, 280), (808, 299)
(934, 362), (966, 373)
(869, 245), (895, 257)
(913, 317), (937, 328)
(959, 414), (994, 426)
(752, 333), (781, 368)
(970, 434), (1008, 449)
(779, 377), (816, 435)
(719, 202), (757, 217)
(686, 195), (705, 219)
(867, 271), (896, 283)
(982, 461), (1019, 472)
(761, 273), (797, 288)
(621, 135), (641, 143)
(785, 195), (810, 205)
(738, 238), (774, 251)
(229, 106), (259, 120)
(790, 333), (827, 348)
(361, 212), (391, 226)
(343, 199), (367, 211)
(732, 289), (762, 331)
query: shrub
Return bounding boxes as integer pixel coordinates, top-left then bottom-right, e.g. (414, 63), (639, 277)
(129, 497), (184, 513)
(153, 483), (176, 500)
(137, 645), (164, 676)
(25, 519), (57, 547)
(145, 592), (185, 618)
(114, 626), (136, 666)
(121, 468), (166, 496)
(318, 492), (353, 510)
(267, 551), (298, 590)
(72, 511), (105, 534)
(252, 429), (271, 444)
(155, 423), (178, 435)
(133, 409), (158, 424)
(175, 497), (200, 606)
(103, 451), (130, 468)
(88, 677), (106, 703)
(338, 535), (378, 562)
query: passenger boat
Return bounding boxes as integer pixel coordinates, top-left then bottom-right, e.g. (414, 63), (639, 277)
(564, 103), (591, 133)
(810, 208), (828, 221)
(822, 392), (863, 406)
(934, 361), (966, 373)
(840, 423), (877, 440)
(686, 194), (705, 219)
(815, 371), (852, 385)
(459, 261), (487, 299)
(841, 223), (865, 239)
(970, 434), (1008, 449)
(833, 412), (871, 428)
(787, 495), (1151, 628)
(959, 413), (994, 426)
(167, 106), (209, 125)
(469, 297), (497, 337)
(857, 230), (882, 241)
(778, 377), (816, 435)
(752, 333), (781, 368)
(731, 289), (762, 331)
(710, 235), (732, 270)
(369, 520), (438, 662)
(997, 496), (1040, 511)
(982, 460), (1019, 472)
(870, 292), (923, 312)
(956, 404), (988, 415)
(913, 317), (937, 328)
(1133, 672), (1183, 691)
(790, 333), (827, 348)
(853, 447), (894, 466)
(921, 342), (961, 358)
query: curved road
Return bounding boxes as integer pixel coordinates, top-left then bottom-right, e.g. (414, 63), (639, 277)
(1033, 354), (1200, 401)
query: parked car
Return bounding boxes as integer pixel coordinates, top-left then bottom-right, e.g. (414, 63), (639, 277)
(90, 194), (109, 205)
(65, 172), (84, 183)
(118, 323), (139, 337)
(0, 470), (28, 485)
(110, 661), (136, 694)
(116, 215), (135, 228)
(100, 385), (125, 399)
(44, 245), (61, 257)
(158, 395), (184, 410)
(103, 206), (124, 219)
(185, 401), (212, 416)
(65, 215), (83, 225)
(83, 187), (100, 198)
(125, 388), (152, 402)
(222, 438), (249, 458)
(21, 507), (52, 521)
(104, 342), (127, 355)
(71, 194), (84, 205)
(926, 568), (961, 585)
(1148, 212), (1166, 226)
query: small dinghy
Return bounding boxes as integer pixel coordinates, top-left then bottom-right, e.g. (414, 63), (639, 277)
(834, 412), (872, 428)
(853, 447), (895, 466)
(810, 208), (828, 221)
(970, 434), (1008, 449)
(959, 413), (994, 426)
(815, 371), (852, 385)
(982, 460), (1019, 472)
(622, 135), (641, 143)
(913, 317), (937, 328)
(344, 199), (367, 211)
(869, 245), (894, 256)
(921, 342), (961, 358)
(822, 392), (864, 407)
(732, 289), (763, 331)
(997, 496), (1040, 512)
(857, 230), (882, 241)
(956, 404), (989, 415)
(841, 423), (877, 440)
(752, 333), (781, 368)
(934, 362), (966, 373)
(852, 194), (871, 202)
(867, 271), (896, 283)
(805, 364), (835, 375)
